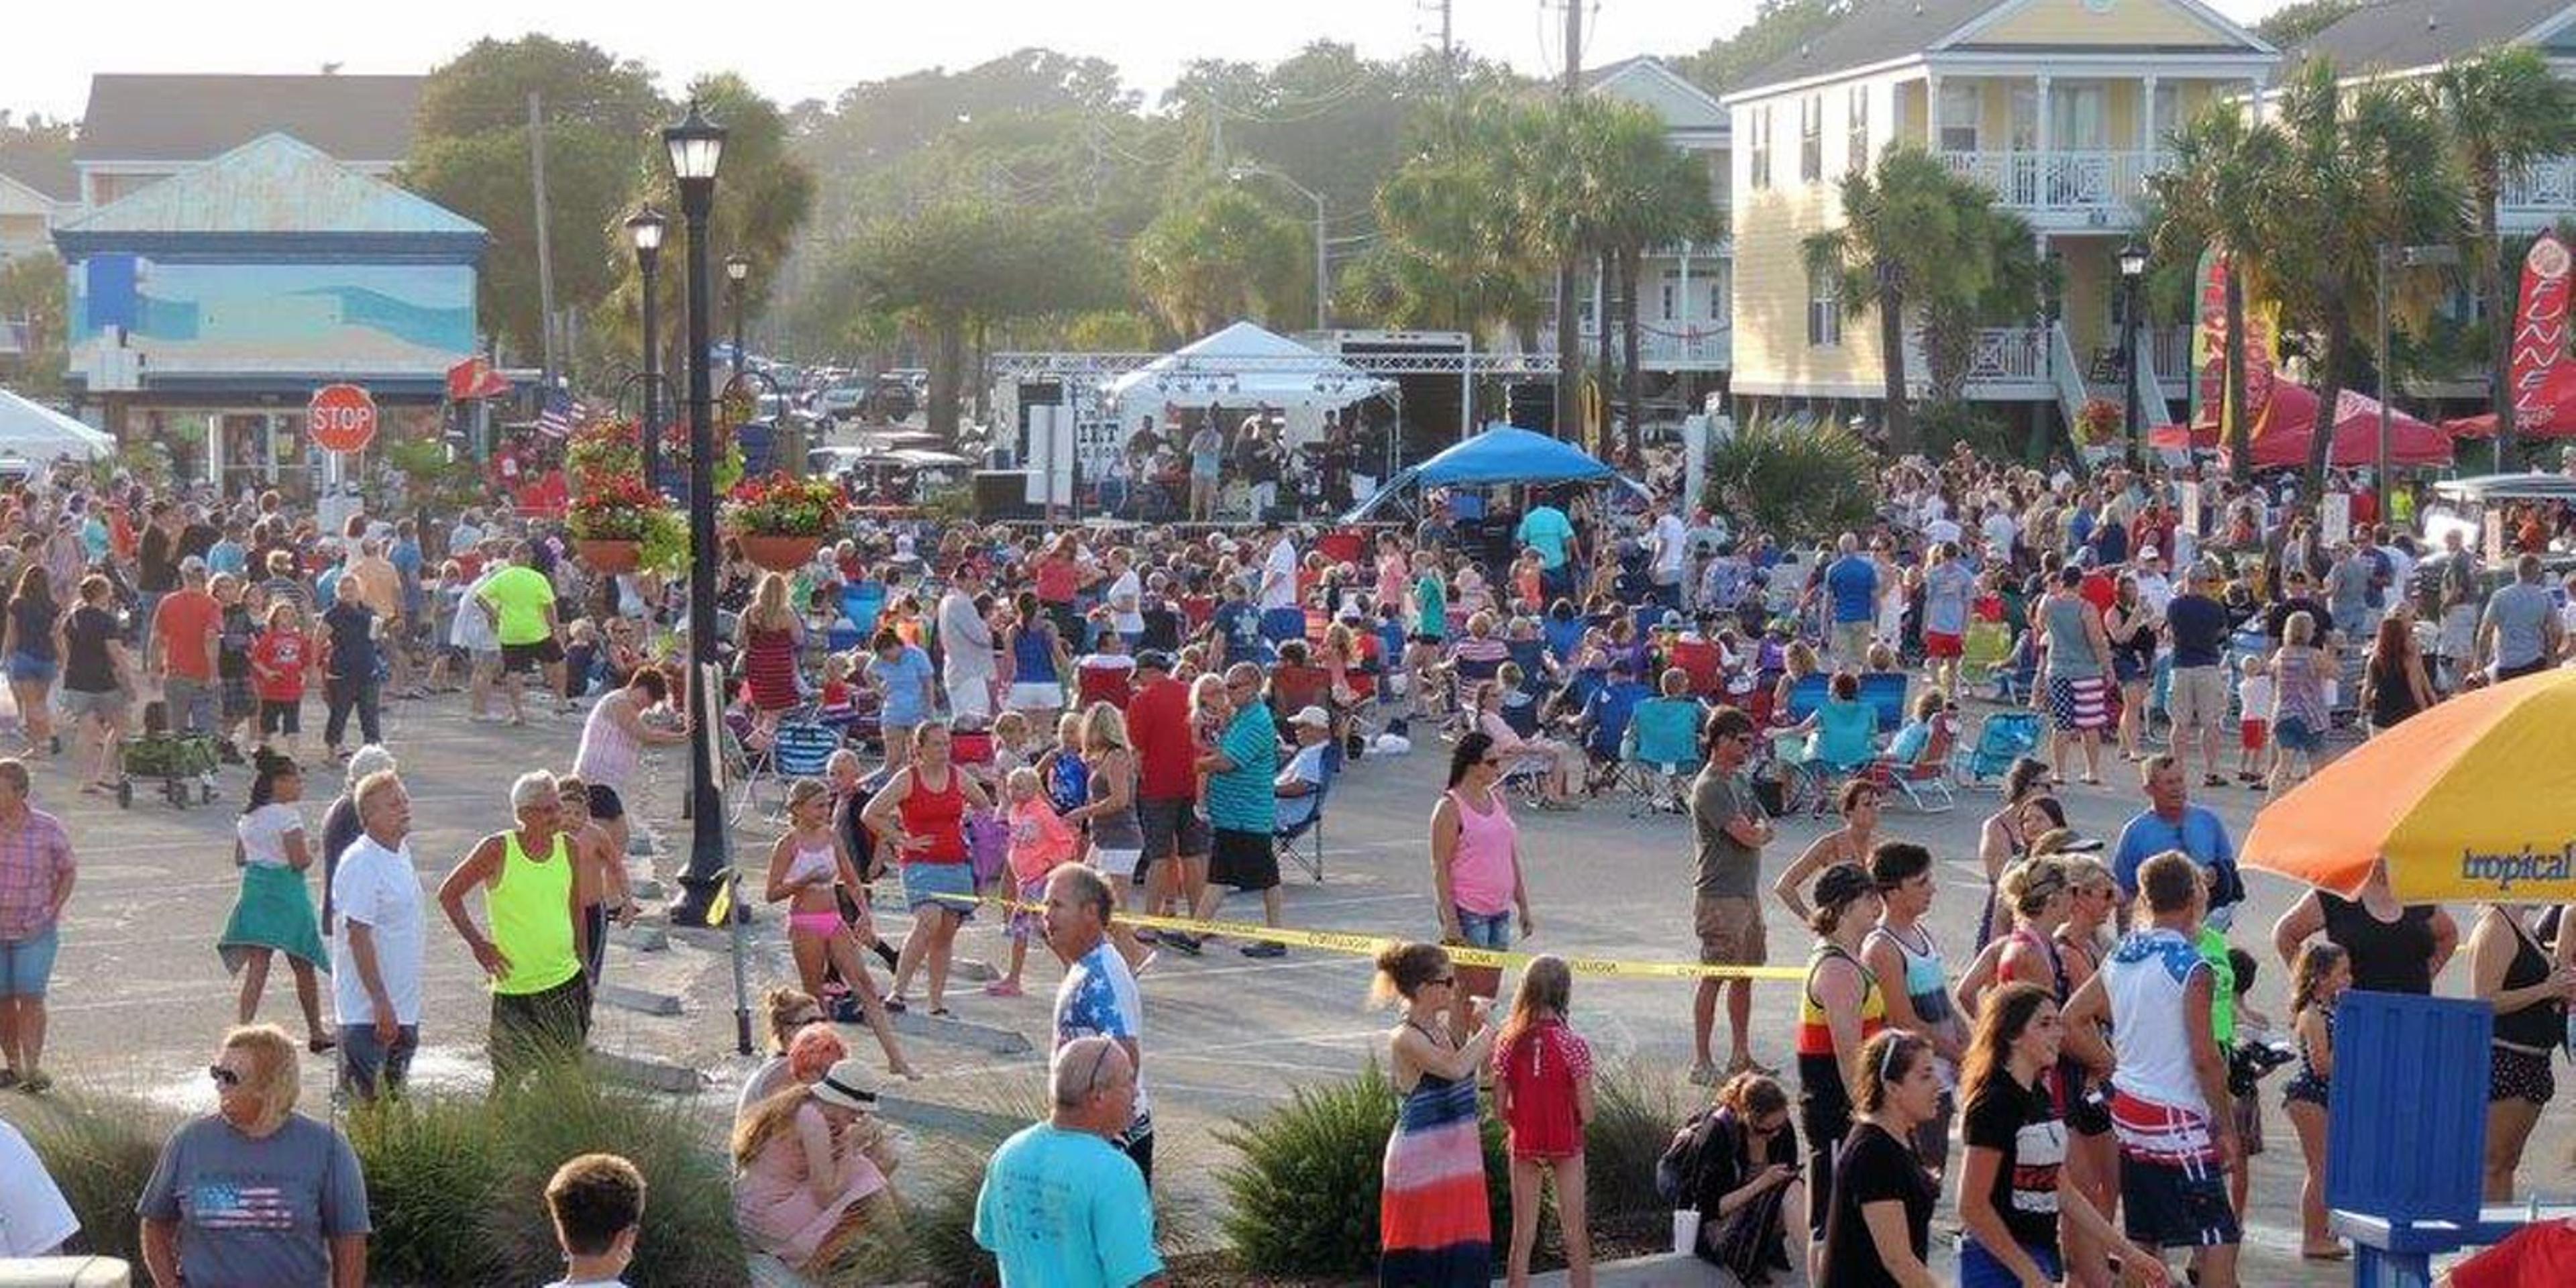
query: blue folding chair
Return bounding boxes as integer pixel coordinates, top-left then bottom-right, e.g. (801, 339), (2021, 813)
(841, 582), (887, 640)
(1277, 742), (1339, 882)
(1622, 695), (1703, 816)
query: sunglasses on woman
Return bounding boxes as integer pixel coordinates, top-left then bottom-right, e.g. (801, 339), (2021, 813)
(208, 1065), (242, 1088)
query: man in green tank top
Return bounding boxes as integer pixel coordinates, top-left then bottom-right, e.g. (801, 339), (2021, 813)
(437, 769), (590, 1083)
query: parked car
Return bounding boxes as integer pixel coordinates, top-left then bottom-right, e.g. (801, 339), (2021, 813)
(869, 374), (917, 423)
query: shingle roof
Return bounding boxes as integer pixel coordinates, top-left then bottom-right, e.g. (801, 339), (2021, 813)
(1732, 0), (2004, 95)
(0, 153), (78, 202)
(74, 74), (424, 164)
(2294, 1), (2573, 73)
(57, 133), (481, 237)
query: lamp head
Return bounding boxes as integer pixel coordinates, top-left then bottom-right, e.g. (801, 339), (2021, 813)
(625, 207), (667, 256)
(663, 100), (727, 186)
(725, 254), (751, 284)
(2117, 241), (2149, 278)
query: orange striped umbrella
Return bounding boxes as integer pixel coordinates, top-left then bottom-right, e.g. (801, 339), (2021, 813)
(2243, 667), (2576, 902)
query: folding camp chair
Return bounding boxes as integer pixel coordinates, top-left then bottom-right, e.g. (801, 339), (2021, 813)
(1621, 695), (1703, 816)
(1668, 637), (1723, 698)
(841, 581), (888, 641)
(748, 711), (843, 822)
(1575, 677), (1649, 795)
(1957, 620), (2012, 692)
(1951, 710), (2043, 788)
(1857, 672), (1910, 734)
(1870, 712), (1957, 813)
(1277, 743), (1339, 881)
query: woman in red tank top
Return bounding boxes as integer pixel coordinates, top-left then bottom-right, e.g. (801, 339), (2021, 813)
(863, 723), (992, 1016)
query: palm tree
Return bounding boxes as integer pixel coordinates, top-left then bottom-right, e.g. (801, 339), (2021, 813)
(1358, 101), (1550, 341)
(1802, 145), (2039, 454)
(2432, 46), (2576, 460)
(2149, 103), (2290, 482)
(1129, 185), (1309, 339)
(2268, 59), (2465, 492)
(1584, 103), (1721, 462)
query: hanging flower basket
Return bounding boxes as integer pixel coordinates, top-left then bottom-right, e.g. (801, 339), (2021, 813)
(574, 539), (641, 574)
(721, 472), (848, 573)
(734, 533), (823, 572)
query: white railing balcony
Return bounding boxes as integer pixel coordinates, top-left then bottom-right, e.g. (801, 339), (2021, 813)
(2501, 156), (2576, 227)
(1966, 325), (2051, 384)
(2148, 325), (2194, 383)
(1536, 322), (1732, 370)
(1937, 149), (2170, 225)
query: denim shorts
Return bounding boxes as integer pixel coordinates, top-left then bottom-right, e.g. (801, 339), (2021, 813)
(0, 925), (60, 998)
(1454, 908), (1513, 949)
(5, 651), (54, 685)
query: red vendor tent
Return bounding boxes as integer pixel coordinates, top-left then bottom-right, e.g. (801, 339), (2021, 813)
(2151, 383), (2451, 468)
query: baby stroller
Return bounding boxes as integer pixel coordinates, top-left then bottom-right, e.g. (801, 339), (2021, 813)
(121, 700), (220, 809)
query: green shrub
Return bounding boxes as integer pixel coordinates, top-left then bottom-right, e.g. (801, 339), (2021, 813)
(1215, 1059), (1511, 1277)
(342, 1095), (511, 1285)
(1585, 1059), (1687, 1224)
(1705, 413), (1882, 545)
(0, 1089), (174, 1265)
(475, 1063), (745, 1288)
(1916, 398), (2025, 464)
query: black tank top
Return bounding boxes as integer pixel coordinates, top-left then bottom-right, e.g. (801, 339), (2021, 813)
(2367, 655), (2422, 728)
(2318, 892), (2438, 995)
(2494, 912), (2567, 1051)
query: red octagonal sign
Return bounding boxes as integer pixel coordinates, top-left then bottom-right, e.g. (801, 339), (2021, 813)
(308, 384), (378, 453)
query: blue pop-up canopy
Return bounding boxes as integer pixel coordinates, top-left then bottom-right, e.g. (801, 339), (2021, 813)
(1343, 425), (1631, 521)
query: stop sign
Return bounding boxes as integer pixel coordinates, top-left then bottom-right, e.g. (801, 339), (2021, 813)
(308, 384), (378, 453)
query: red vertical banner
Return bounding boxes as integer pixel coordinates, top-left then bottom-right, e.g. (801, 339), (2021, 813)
(2194, 248), (2226, 429)
(2510, 231), (2572, 433)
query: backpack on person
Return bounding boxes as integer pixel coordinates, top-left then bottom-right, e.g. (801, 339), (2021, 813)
(1655, 1106), (1728, 1205)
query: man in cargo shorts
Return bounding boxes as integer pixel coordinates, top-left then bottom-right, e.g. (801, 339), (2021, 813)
(1687, 704), (1773, 1086)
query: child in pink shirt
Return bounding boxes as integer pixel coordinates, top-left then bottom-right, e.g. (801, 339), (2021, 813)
(987, 765), (1077, 999)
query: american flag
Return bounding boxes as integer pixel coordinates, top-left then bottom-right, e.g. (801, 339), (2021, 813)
(535, 390), (585, 437)
(191, 1181), (299, 1230)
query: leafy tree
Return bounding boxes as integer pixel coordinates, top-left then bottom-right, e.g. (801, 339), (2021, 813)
(2255, 0), (2365, 50)
(1704, 412), (1881, 541)
(0, 251), (66, 396)
(2432, 46), (2576, 458)
(1671, 0), (1847, 97)
(2150, 103), (2291, 481)
(402, 36), (666, 363)
(1346, 96), (1550, 342)
(1801, 145), (2041, 453)
(1130, 185), (1309, 339)
(2267, 60), (2463, 490)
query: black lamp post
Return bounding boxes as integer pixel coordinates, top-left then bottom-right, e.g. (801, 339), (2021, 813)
(625, 207), (667, 489)
(663, 101), (729, 937)
(2117, 240), (2149, 471)
(725, 254), (750, 380)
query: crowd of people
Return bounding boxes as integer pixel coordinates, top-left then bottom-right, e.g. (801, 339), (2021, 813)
(0, 437), (2572, 1287)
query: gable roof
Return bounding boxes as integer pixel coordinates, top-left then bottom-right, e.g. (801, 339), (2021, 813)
(74, 74), (424, 165)
(56, 133), (481, 239)
(1585, 56), (1730, 133)
(2294, 1), (2575, 73)
(0, 153), (78, 203)
(1729, 0), (2275, 100)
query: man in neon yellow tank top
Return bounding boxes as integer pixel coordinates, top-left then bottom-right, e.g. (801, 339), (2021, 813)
(437, 769), (590, 1083)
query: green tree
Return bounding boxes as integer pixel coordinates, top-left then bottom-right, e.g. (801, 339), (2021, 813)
(596, 74), (815, 384)
(1671, 0), (1847, 97)
(0, 251), (67, 396)
(2432, 46), (2576, 459)
(402, 36), (667, 364)
(2255, 0), (2365, 50)
(2267, 60), (2463, 491)
(1579, 101), (1721, 460)
(1801, 145), (2041, 454)
(1130, 185), (1309, 339)
(1347, 96), (1550, 341)
(2149, 103), (2290, 481)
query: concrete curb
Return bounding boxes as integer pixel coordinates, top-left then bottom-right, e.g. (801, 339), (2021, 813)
(608, 923), (669, 952)
(595, 983), (683, 1016)
(1495, 1252), (1730, 1286)
(875, 1094), (1029, 1141)
(888, 1009), (1032, 1055)
(586, 1049), (706, 1093)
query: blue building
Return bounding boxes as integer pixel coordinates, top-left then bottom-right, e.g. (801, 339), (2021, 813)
(54, 130), (484, 492)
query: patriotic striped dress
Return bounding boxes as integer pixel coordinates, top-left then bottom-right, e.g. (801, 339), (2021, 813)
(1380, 1032), (1491, 1285)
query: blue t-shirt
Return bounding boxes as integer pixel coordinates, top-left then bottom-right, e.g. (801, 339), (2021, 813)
(1824, 555), (1878, 624)
(2112, 805), (2237, 900)
(135, 1114), (371, 1288)
(1205, 704), (1279, 832)
(207, 539), (248, 578)
(1921, 561), (1975, 635)
(868, 645), (935, 724)
(388, 541), (425, 614)
(1211, 599), (1266, 665)
(2165, 594), (2229, 668)
(973, 1123), (1163, 1288)
(1516, 506), (1576, 569)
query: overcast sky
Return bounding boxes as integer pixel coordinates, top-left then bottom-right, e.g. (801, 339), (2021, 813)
(4, 0), (2300, 125)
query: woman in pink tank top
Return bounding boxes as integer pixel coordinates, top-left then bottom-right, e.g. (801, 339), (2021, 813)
(1430, 729), (1534, 1038)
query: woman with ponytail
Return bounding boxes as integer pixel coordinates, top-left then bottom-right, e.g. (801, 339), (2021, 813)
(216, 749), (333, 1053)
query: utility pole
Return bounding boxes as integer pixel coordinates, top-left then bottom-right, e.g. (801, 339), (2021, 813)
(528, 91), (560, 390)
(1551, 0), (1584, 441)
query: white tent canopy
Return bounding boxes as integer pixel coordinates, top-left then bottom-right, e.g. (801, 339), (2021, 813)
(1105, 321), (1391, 415)
(0, 388), (114, 462)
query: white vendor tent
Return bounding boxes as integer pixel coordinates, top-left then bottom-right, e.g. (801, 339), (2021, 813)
(1106, 320), (1390, 414)
(0, 388), (115, 462)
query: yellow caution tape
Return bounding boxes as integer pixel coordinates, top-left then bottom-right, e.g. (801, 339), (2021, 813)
(918, 893), (1807, 981)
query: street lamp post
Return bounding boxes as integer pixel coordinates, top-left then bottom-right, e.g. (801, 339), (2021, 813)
(662, 101), (733, 965)
(2117, 241), (2149, 472)
(2377, 241), (2461, 520)
(725, 254), (750, 380)
(1228, 162), (1329, 331)
(625, 207), (667, 489)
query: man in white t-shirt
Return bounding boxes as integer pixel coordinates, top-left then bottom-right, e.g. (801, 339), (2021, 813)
(452, 548), (506, 722)
(1648, 505), (1689, 609)
(2133, 547), (2175, 617)
(1923, 510), (1964, 550)
(1258, 527), (1299, 612)
(1275, 707), (1332, 830)
(1104, 548), (1145, 645)
(332, 768), (425, 1101)
(0, 1117), (75, 1256)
